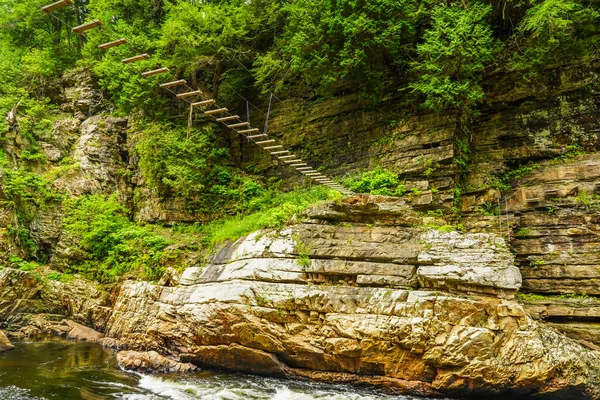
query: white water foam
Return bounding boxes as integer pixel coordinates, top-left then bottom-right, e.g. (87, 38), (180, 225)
(121, 373), (425, 400)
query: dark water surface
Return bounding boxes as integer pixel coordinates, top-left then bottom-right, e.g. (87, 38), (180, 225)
(0, 337), (442, 400)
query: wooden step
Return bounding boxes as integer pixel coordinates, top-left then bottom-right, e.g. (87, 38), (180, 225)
(72, 20), (102, 33)
(263, 145), (283, 150)
(191, 99), (215, 107)
(239, 128), (260, 134)
(278, 155), (296, 159)
(216, 115), (239, 122)
(227, 122), (249, 129)
(296, 167), (312, 171)
(248, 134), (267, 139)
(283, 159), (302, 163)
(176, 90), (202, 99)
(255, 139), (275, 145)
(121, 53), (150, 64)
(159, 79), (186, 88)
(204, 108), (228, 115)
(271, 151), (289, 155)
(98, 38), (128, 49)
(142, 67), (169, 77)
(41, 0), (72, 13)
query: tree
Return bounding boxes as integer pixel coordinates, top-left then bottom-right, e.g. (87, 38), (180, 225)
(159, 0), (282, 103)
(509, 0), (600, 73)
(409, 1), (496, 121)
(255, 0), (421, 100)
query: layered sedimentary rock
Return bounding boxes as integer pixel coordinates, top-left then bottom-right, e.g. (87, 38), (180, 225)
(0, 196), (599, 398)
(95, 197), (596, 399)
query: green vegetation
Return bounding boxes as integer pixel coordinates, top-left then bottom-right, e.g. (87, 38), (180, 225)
(490, 162), (541, 191)
(573, 190), (600, 210)
(134, 121), (269, 214)
(517, 292), (598, 302)
(8, 255), (40, 272)
(4, 0), (598, 118)
(529, 259), (545, 268)
(409, 1), (496, 124)
(62, 194), (171, 282)
(343, 167), (405, 196)
(293, 235), (312, 269)
(550, 144), (587, 164)
(424, 223), (465, 233)
(199, 186), (338, 247)
(1, 0), (599, 284)
(515, 228), (531, 237)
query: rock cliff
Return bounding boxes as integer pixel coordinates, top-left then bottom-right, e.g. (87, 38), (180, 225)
(1, 196), (599, 399)
(1, 61), (600, 399)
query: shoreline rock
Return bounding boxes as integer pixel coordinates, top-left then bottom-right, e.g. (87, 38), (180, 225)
(116, 350), (197, 373)
(0, 330), (14, 352)
(0, 196), (599, 399)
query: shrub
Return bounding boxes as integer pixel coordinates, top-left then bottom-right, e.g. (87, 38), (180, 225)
(200, 185), (338, 246)
(343, 167), (403, 196)
(62, 194), (171, 282)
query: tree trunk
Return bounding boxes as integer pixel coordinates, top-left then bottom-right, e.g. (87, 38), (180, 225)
(212, 59), (222, 100)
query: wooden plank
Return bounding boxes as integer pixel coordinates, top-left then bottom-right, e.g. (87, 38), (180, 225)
(263, 145), (283, 150)
(283, 159), (302, 163)
(255, 140), (275, 145)
(579, 339), (600, 351)
(121, 53), (150, 64)
(248, 134), (267, 139)
(307, 173), (323, 177)
(278, 155), (296, 159)
(270, 151), (289, 155)
(72, 19), (102, 33)
(204, 108), (228, 115)
(41, 0), (72, 13)
(227, 122), (249, 128)
(216, 115), (239, 122)
(191, 99), (215, 107)
(99, 38), (128, 49)
(142, 67), (169, 77)
(159, 79), (186, 88)
(176, 90), (202, 99)
(239, 128), (260, 134)
(296, 167), (312, 171)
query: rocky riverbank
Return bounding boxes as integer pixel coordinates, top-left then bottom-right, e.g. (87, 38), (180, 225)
(1, 195), (599, 399)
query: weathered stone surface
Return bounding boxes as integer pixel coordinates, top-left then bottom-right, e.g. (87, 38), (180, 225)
(66, 320), (105, 342)
(0, 269), (42, 319)
(307, 195), (422, 226)
(117, 350), (197, 373)
(417, 230), (521, 297)
(0, 330), (14, 352)
(94, 210), (598, 399)
(103, 277), (600, 399)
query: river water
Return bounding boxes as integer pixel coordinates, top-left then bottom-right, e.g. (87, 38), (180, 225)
(0, 337), (443, 400)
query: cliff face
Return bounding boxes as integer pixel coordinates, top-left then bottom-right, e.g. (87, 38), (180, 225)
(1, 196), (599, 399)
(0, 61), (600, 398)
(230, 61), (600, 346)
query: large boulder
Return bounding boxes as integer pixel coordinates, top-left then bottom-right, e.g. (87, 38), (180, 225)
(0, 331), (14, 352)
(116, 350), (197, 373)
